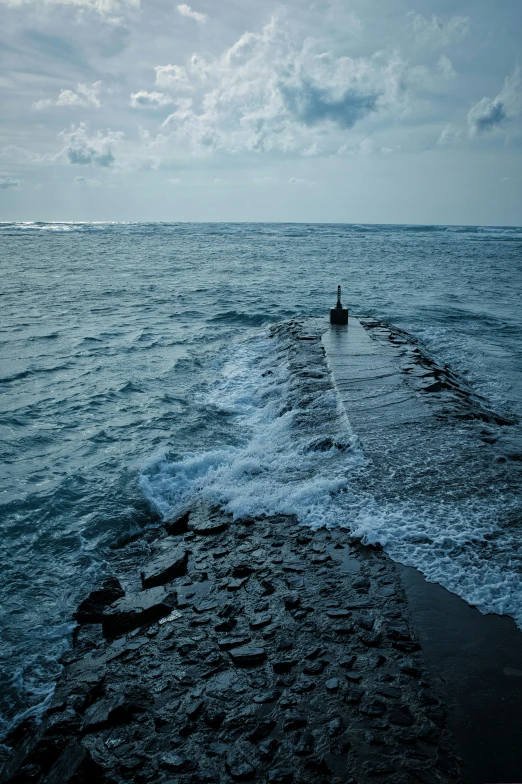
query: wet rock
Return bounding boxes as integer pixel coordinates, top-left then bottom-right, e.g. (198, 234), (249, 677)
(389, 704), (415, 727)
(325, 678), (339, 691)
(193, 601), (218, 614)
(327, 717), (345, 736)
(282, 711), (307, 731)
(160, 752), (198, 773)
(294, 732), (315, 755)
(326, 609), (351, 619)
(245, 719), (277, 742)
(190, 517), (228, 536)
(252, 690), (280, 705)
(360, 630), (382, 647)
(218, 634), (251, 651)
(267, 768), (294, 783)
(393, 639), (421, 653)
(186, 699), (205, 721)
(43, 740), (109, 784)
(418, 688), (439, 707)
(229, 646), (267, 667)
(261, 580), (276, 596)
(203, 708), (226, 729)
(232, 564), (254, 578)
(283, 592), (300, 610)
(417, 720), (442, 744)
(292, 678), (315, 694)
(352, 576), (370, 592)
(215, 618), (237, 633)
(302, 661), (325, 676)
(400, 659), (422, 678)
(377, 686), (402, 699)
(164, 508), (190, 536)
(141, 546), (189, 589)
(74, 577), (124, 624)
(83, 689), (150, 732)
(360, 699), (386, 717)
(272, 659), (297, 674)
(102, 587), (176, 638)
(227, 578), (249, 591)
(225, 745), (256, 780)
(258, 738), (279, 761)
(250, 613), (272, 629)
(387, 625), (413, 642)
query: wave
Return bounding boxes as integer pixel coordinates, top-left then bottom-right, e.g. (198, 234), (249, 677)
(140, 318), (522, 629)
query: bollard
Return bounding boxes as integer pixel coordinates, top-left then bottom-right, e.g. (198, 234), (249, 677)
(330, 285), (348, 325)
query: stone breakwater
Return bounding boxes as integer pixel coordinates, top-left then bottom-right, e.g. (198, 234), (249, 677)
(0, 500), (465, 784)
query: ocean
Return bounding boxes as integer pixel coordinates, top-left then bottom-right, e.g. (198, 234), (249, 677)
(1, 221), (521, 741)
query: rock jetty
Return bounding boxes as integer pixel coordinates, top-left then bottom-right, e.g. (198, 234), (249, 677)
(0, 501), (465, 784)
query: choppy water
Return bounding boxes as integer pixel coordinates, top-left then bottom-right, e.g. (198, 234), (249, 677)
(1, 221), (521, 739)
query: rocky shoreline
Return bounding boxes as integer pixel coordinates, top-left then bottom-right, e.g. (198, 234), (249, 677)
(0, 500), (465, 784)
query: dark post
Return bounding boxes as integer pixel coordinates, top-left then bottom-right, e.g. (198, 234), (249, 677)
(330, 285), (348, 325)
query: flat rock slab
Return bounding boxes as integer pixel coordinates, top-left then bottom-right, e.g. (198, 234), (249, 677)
(101, 587), (176, 638)
(140, 545), (189, 589)
(228, 646), (267, 667)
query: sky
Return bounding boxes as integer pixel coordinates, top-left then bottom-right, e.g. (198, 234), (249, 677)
(0, 0), (521, 223)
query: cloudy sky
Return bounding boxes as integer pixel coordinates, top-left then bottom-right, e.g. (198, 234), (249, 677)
(0, 0), (521, 223)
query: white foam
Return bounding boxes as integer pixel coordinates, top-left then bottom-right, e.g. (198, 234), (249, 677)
(140, 333), (365, 529)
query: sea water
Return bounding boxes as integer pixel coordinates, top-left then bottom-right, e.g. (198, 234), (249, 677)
(1, 221), (521, 740)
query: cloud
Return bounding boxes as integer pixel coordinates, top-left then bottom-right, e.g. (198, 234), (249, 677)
(151, 17), (410, 157)
(33, 82), (102, 110)
(0, 176), (20, 189)
(279, 80), (378, 129)
(409, 13), (469, 48)
(58, 122), (123, 166)
(154, 64), (193, 91)
(253, 176), (278, 184)
(130, 90), (173, 109)
(176, 4), (207, 23)
(337, 136), (374, 156)
(1, 0), (138, 20)
(437, 124), (462, 146)
(74, 175), (101, 186)
(289, 177), (314, 186)
(468, 67), (522, 136)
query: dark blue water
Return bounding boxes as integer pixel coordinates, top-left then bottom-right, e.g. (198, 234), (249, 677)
(1, 221), (521, 739)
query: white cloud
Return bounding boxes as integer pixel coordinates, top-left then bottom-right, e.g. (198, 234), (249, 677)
(338, 137), (374, 156)
(74, 175), (102, 186)
(33, 82), (102, 110)
(168, 177), (182, 184)
(0, 176), (20, 189)
(150, 17), (414, 157)
(177, 3), (207, 23)
(1, 0), (138, 20)
(409, 13), (470, 48)
(468, 67), (522, 136)
(437, 123), (462, 146)
(130, 90), (173, 109)
(154, 64), (194, 91)
(253, 176), (278, 184)
(58, 122), (123, 166)
(289, 177), (314, 186)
